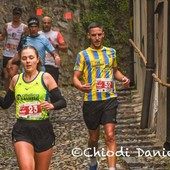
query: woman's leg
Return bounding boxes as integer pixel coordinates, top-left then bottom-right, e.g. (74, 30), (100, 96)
(14, 141), (35, 170)
(34, 147), (53, 170)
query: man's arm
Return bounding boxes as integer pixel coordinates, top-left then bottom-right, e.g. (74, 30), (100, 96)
(57, 42), (68, 52)
(73, 70), (91, 93)
(113, 67), (130, 88)
(7, 53), (20, 69)
(50, 50), (61, 68)
(0, 24), (7, 41)
(23, 25), (29, 36)
(56, 32), (68, 52)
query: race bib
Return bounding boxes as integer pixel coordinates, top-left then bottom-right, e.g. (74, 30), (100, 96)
(6, 43), (18, 51)
(96, 78), (113, 92)
(19, 102), (42, 118)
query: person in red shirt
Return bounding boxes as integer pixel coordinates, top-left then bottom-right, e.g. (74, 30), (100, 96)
(39, 16), (68, 84)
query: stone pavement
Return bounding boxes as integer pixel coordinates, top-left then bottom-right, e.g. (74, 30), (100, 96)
(0, 85), (170, 170)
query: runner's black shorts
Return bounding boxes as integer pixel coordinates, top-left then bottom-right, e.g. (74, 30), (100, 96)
(12, 119), (55, 153)
(83, 97), (119, 130)
(3, 56), (20, 68)
(45, 65), (59, 84)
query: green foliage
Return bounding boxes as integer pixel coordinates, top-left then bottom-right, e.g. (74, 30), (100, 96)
(79, 0), (130, 48)
(33, 0), (51, 16)
(73, 23), (84, 36)
(77, 0), (130, 74)
(34, 0), (41, 8)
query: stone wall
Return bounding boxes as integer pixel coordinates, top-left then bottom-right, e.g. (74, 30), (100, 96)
(0, 0), (88, 85)
(0, 0), (130, 85)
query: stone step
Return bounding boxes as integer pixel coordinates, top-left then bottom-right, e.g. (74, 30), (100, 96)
(116, 133), (156, 140)
(116, 140), (158, 147)
(117, 112), (141, 118)
(117, 119), (141, 124)
(116, 128), (154, 135)
(122, 157), (168, 170)
(116, 123), (141, 129)
(0, 85), (169, 169)
(114, 87), (170, 169)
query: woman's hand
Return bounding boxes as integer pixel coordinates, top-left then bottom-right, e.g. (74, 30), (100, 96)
(40, 101), (54, 111)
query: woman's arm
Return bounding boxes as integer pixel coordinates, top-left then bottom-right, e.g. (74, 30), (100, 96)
(41, 72), (66, 110)
(0, 75), (18, 109)
(0, 89), (15, 109)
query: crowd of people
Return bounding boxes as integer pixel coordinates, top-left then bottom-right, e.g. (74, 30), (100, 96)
(0, 7), (130, 170)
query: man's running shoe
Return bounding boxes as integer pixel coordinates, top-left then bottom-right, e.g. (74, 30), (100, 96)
(89, 161), (99, 170)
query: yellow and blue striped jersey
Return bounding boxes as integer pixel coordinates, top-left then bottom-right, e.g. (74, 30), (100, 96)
(74, 46), (118, 101)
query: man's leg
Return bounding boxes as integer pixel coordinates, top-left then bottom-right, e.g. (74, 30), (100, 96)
(45, 65), (59, 84)
(104, 123), (116, 169)
(3, 67), (10, 92)
(4, 64), (19, 92)
(88, 126), (100, 168)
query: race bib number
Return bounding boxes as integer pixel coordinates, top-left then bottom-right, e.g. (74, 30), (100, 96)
(19, 102), (42, 118)
(96, 78), (113, 92)
(6, 43), (18, 51)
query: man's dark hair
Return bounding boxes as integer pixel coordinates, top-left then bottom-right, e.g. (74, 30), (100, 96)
(13, 7), (22, 15)
(27, 16), (39, 27)
(87, 22), (103, 32)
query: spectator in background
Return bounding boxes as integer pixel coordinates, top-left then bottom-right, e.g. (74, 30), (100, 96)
(0, 7), (28, 92)
(7, 16), (60, 73)
(39, 16), (68, 84)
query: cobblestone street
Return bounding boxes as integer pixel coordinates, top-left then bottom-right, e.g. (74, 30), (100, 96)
(0, 85), (170, 170)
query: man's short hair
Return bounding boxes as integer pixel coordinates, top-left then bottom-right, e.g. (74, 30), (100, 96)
(13, 7), (22, 15)
(87, 22), (103, 32)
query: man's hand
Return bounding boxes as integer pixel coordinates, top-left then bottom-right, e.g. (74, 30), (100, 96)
(7, 59), (13, 71)
(54, 56), (61, 68)
(80, 83), (92, 93)
(121, 76), (130, 88)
